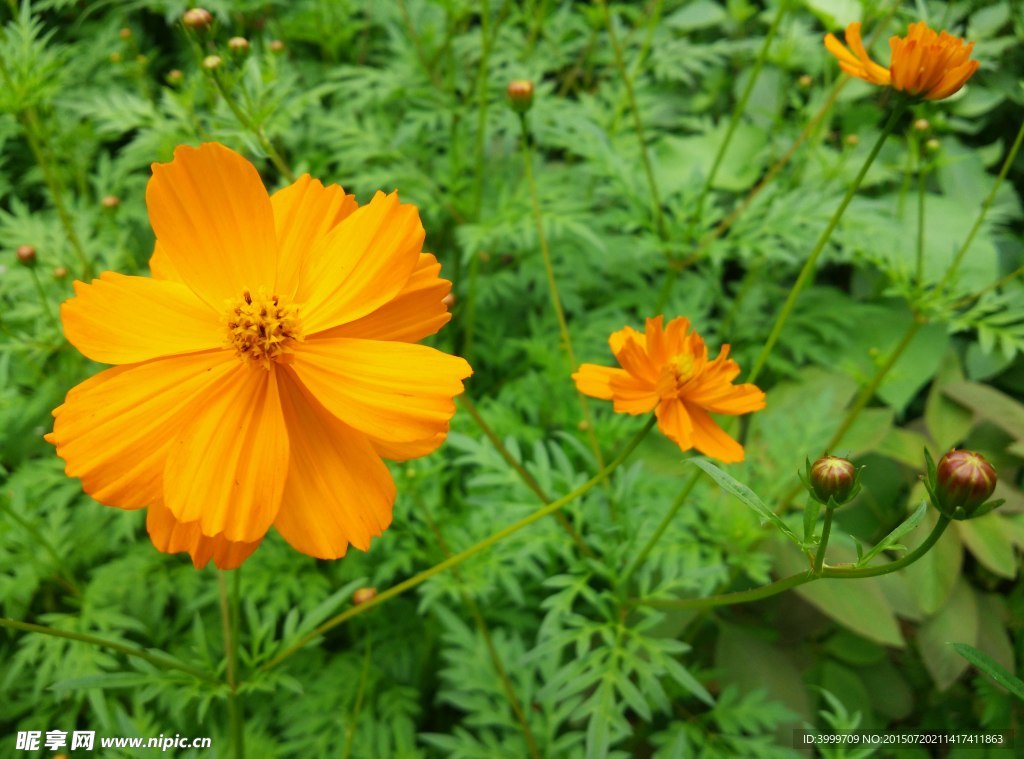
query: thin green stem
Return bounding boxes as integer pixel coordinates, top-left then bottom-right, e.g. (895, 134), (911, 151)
(342, 636), (372, 759)
(0, 617), (219, 684)
(936, 118), (1024, 297)
(597, 0), (667, 248)
(470, 0), (492, 219)
(259, 417), (656, 672)
(656, 0), (789, 313)
(916, 146), (927, 287)
(422, 506), (542, 759)
(219, 572), (244, 759)
(746, 99), (908, 385)
(458, 395), (594, 557)
(812, 508), (834, 574)
(636, 513), (951, 610)
(206, 68), (295, 183)
(28, 267), (58, 327)
(952, 264), (1024, 310)
(518, 113), (608, 482)
(619, 469), (699, 588)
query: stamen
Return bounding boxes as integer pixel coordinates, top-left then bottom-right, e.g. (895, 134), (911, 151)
(224, 287), (302, 368)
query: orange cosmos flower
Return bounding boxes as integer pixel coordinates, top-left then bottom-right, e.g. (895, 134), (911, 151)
(824, 21), (979, 101)
(573, 317), (765, 463)
(46, 143), (472, 569)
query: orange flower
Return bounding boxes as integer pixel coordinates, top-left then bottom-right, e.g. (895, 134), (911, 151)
(46, 143), (472, 569)
(573, 317), (765, 463)
(824, 21), (979, 101)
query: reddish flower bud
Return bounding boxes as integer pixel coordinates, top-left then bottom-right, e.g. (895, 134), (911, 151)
(935, 450), (996, 515)
(52, 266), (68, 280)
(507, 80), (534, 113)
(228, 36), (250, 54)
(352, 587), (377, 605)
(101, 195), (120, 209)
(183, 8), (214, 31)
(810, 455), (857, 506)
(269, 39), (285, 54)
(16, 244), (36, 267)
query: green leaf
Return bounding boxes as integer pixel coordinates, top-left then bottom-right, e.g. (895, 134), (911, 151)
(918, 579), (978, 690)
(956, 514), (1017, 578)
(943, 381), (1024, 442)
(953, 643), (1024, 701)
(856, 502), (928, 567)
(691, 459), (801, 546)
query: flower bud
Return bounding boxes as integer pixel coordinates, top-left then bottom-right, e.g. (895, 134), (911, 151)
(798, 74), (813, 88)
(202, 55), (222, 71)
(109, 51), (123, 64)
(352, 587), (376, 605)
(844, 133), (859, 147)
(935, 450), (996, 516)
(166, 68), (184, 85)
(507, 79), (534, 113)
(52, 266), (68, 280)
(913, 118), (930, 132)
(183, 8), (214, 31)
(119, 27), (132, 40)
(16, 244), (36, 268)
(269, 39), (285, 54)
(228, 36), (250, 55)
(441, 293), (455, 308)
(925, 138), (940, 153)
(101, 195), (120, 210)
(809, 455), (857, 506)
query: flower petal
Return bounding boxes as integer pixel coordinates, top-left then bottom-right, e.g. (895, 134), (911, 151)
(289, 337), (472, 443)
(656, 399), (694, 451)
(300, 191), (424, 335)
(271, 173), (358, 300)
(46, 351), (238, 509)
(149, 242), (183, 282)
(163, 364), (289, 543)
(314, 253), (452, 343)
(686, 404), (745, 463)
(274, 372), (395, 557)
(147, 503), (261, 569)
(61, 272), (222, 364)
(146, 143), (278, 308)
(573, 363), (629, 400)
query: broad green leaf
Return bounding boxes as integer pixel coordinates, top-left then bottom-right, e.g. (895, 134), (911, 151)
(856, 502), (928, 567)
(956, 514), (1017, 579)
(691, 459), (801, 546)
(943, 381), (1024, 441)
(918, 579), (978, 690)
(904, 508), (963, 615)
(715, 624), (811, 722)
(924, 350), (972, 449)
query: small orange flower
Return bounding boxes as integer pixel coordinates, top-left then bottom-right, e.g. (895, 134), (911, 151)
(573, 317), (765, 463)
(46, 143), (472, 569)
(824, 21), (979, 101)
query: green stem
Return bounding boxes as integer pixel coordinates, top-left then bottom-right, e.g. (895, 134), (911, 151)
(619, 469), (699, 588)
(28, 267), (58, 327)
(916, 145), (927, 288)
(597, 0), (668, 248)
(812, 507), (834, 575)
(635, 514), (951, 610)
(219, 572), (244, 759)
(206, 68), (295, 183)
(0, 617), (219, 684)
(746, 99), (908, 385)
(422, 506), (542, 759)
(518, 113), (608, 483)
(935, 118), (1024, 297)
(656, 0), (789, 313)
(342, 635), (372, 759)
(470, 0), (492, 219)
(259, 417), (656, 672)
(458, 395), (594, 557)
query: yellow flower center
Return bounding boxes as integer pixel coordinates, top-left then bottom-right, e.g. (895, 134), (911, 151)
(669, 353), (696, 384)
(225, 288), (302, 368)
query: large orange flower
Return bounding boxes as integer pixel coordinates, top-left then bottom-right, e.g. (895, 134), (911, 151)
(824, 21), (979, 101)
(573, 317), (764, 463)
(46, 143), (472, 569)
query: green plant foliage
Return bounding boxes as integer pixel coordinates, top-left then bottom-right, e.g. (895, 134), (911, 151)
(1, 0), (1023, 757)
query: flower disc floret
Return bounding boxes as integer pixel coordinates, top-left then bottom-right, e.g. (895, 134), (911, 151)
(226, 288), (302, 368)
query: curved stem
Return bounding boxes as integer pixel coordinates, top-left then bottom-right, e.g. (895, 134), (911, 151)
(0, 617), (219, 685)
(635, 514), (951, 610)
(518, 113), (608, 483)
(746, 99), (908, 385)
(259, 417), (657, 672)
(458, 395), (594, 557)
(916, 144), (927, 288)
(812, 507), (834, 574)
(619, 468), (700, 588)
(219, 572), (244, 759)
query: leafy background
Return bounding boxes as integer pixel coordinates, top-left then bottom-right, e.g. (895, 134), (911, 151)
(1, 0), (1023, 756)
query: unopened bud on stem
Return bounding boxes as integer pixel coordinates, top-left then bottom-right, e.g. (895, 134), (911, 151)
(507, 80), (534, 113)
(935, 450), (996, 516)
(808, 455), (858, 507)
